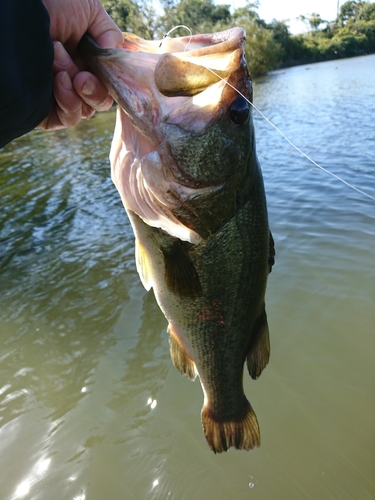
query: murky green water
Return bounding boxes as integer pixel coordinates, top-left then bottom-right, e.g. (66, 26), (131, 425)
(1, 54), (374, 500)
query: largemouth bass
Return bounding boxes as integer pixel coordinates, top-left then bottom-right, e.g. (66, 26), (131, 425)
(79, 27), (275, 453)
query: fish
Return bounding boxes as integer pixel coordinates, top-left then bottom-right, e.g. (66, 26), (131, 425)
(78, 27), (275, 453)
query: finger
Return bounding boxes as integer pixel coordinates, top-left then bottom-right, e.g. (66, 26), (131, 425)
(82, 102), (96, 120)
(88, 4), (123, 49)
(53, 71), (85, 127)
(73, 71), (114, 112)
(53, 41), (80, 79)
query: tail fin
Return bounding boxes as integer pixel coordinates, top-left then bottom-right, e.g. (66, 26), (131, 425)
(201, 402), (260, 453)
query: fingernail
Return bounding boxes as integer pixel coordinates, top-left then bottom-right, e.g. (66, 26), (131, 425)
(81, 77), (95, 96)
(61, 71), (72, 91)
(54, 41), (71, 66)
(82, 105), (95, 119)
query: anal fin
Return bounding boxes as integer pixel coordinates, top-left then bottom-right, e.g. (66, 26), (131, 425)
(201, 401), (260, 453)
(168, 325), (197, 380)
(246, 308), (270, 380)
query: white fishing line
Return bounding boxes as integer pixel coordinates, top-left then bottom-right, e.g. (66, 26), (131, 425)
(162, 26), (375, 203)
(159, 25), (193, 51)
(218, 78), (375, 203)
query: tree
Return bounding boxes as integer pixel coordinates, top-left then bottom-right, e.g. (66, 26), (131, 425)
(159, 0), (231, 36)
(299, 13), (325, 31)
(309, 13), (325, 30)
(102, 0), (375, 76)
(231, 1), (260, 24)
(233, 17), (282, 75)
(358, 2), (375, 20)
(101, 0), (139, 32)
(267, 20), (295, 64)
(337, 0), (375, 25)
(102, 0), (161, 39)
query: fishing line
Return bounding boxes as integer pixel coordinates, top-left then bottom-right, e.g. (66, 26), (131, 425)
(213, 77), (375, 202)
(159, 25), (193, 51)
(161, 26), (375, 203)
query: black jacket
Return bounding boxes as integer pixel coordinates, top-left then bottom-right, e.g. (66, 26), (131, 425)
(0, 0), (53, 148)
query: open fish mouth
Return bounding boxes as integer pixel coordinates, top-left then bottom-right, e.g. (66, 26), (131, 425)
(78, 28), (249, 138)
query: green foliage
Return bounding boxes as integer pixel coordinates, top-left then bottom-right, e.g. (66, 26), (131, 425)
(159, 0), (231, 36)
(100, 0), (375, 76)
(101, 0), (138, 32)
(231, 2), (261, 24)
(101, 0), (161, 39)
(338, 0), (375, 25)
(233, 18), (282, 76)
(275, 0), (375, 66)
(299, 13), (325, 31)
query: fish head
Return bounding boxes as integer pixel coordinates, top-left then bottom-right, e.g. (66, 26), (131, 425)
(79, 28), (257, 242)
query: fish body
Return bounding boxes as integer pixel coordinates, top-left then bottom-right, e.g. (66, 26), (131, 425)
(79, 28), (274, 453)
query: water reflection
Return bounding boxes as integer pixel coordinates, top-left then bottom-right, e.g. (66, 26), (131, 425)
(14, 481), (30, 498)
(12, 457), (51, 499)
(147, 398), (157, 409)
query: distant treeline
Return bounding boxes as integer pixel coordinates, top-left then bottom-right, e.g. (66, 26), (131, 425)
(102, 0), (375, 76)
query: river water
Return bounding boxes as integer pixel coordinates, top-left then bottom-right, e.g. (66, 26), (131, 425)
(0, 54), (374, 500)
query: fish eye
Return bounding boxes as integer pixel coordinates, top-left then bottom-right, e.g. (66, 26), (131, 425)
(229, 96), (250, 126)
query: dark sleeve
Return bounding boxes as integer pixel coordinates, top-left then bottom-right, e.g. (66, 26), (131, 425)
(0, 0), (54, 149)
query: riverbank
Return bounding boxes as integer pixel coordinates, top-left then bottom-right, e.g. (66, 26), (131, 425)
(278, 47), (373, 70)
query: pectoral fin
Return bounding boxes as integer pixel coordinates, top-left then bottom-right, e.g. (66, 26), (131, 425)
(161, 240), (202, 298)
(246, 308), (270, 380)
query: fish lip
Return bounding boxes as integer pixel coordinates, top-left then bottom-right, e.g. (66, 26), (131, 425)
(78, 34), (159, 142)
(78, 28), (248, 138)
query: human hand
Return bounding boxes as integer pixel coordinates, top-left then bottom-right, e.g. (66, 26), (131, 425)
(39, 0), (123, 130)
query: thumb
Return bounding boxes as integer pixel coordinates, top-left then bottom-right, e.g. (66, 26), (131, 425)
(88, 7), (123, 49)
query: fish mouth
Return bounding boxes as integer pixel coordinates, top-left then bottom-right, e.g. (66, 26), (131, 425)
(78, 28), (248, 139)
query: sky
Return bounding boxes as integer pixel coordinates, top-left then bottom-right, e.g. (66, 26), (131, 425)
(216, 0), (341, 33)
